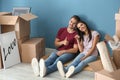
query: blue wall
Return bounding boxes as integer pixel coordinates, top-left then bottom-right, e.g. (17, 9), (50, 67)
(0, 0), (120, 49)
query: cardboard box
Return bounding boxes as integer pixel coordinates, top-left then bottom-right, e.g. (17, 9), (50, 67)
(21, 38), (45, 63)
(0, 12), (12, 16)
(95, 69), (120, 80)
(0, 13), (37, 39)
(17, 35), (30, 61)
(0, 55), (3, 69)
(115, 13), (120, 39)
(89, 57), (120, 80)
(113, 49), (120, 69)
(0, 48), (3, 69)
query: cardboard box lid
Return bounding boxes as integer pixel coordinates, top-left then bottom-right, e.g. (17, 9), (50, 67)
(0, 16), (18, 25)
(0, 13), (37, 25)
(115, 13), (120, 20)
(20, 13), (38, 21)
(0, 12), (11, 16)
(23, 38), (43, 45)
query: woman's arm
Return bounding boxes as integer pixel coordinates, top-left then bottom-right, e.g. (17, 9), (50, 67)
(81, 35), (100, 60)
(75, 35), (84, 52)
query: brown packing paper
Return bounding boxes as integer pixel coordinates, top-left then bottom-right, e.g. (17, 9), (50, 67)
(88, 59), (103, 72)
(104, 34), (114, 41)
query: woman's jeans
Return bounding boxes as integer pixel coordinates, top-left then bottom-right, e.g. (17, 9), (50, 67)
(45, 50), (76, 74)
(65, 53), (97, 74)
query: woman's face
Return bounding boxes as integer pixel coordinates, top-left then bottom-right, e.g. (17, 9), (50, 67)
(77, 22), (87, 32)
(68, 18), (78, 29)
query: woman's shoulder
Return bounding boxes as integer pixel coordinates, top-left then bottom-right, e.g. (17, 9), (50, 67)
(91, 30), (100, 36)
(91, 30), (99, 34)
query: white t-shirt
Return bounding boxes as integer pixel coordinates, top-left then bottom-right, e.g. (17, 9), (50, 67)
(82, 31), (100, 56)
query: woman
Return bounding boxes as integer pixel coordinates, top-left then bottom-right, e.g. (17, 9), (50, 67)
(31, 15), (81, 77)
(57, 20), (100, 78)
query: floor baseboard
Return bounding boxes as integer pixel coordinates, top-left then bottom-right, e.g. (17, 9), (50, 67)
(45, 48), (55, 55)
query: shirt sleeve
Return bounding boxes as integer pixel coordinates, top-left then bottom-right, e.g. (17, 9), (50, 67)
(93, 31), (100, 38)
(56, 28), (66, 39)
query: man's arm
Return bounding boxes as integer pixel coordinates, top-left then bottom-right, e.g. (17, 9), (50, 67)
(56, 43), (78, 56)
(54, 37), (69, 48)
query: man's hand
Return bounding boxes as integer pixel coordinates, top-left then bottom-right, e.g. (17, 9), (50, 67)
(62, 37), (69, 46)
(56, 50), (66, 56)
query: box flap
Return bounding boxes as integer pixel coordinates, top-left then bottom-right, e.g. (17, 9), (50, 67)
(20, 13), (38, 21)
(115, 13), (120, 20)
(104, 34), (114, 41)
(88, 59), (103, 72)
(0, 16), (18, 25)
(0, 12), (11, 16)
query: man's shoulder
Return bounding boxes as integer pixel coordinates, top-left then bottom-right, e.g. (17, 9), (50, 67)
(58, 27), (67, 32)
(59, 27), (67, 30)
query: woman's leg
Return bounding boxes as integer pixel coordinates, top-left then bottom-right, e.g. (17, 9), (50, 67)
(57, 53), (85, 78)
(65, 53), (85, 72)
(74, 55), (97, 74)
(65, 55), (97, 78)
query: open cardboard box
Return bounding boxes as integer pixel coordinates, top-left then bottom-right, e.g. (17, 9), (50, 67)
(0, 12), (37, 39)
(89, 58), (120, 80)
(92, 11), (120, 80)
(0, 12), (38, 68)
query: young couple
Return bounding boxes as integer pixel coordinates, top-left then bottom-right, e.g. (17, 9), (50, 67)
(31, 15), (100, 78)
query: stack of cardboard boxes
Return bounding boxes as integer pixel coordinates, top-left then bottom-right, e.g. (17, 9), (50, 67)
(0, 12), (45, 68)
(89, 9), (120, 80)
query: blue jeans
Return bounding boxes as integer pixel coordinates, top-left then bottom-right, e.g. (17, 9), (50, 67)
(65, 53), (97, 74)
(45, 50), (76, 74)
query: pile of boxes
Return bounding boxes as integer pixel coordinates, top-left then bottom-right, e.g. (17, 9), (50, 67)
(0, 12), (45, 68)
(89, 9), (120, 80)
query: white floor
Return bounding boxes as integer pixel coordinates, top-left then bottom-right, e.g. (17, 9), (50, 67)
(0, 48), (95, 80)
(0, 63), (95, 80)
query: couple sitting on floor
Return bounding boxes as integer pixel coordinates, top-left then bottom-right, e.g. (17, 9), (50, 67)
(31, 15), (100, 78)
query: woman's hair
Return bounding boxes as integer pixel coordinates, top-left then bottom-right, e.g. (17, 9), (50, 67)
(76, 20), (92, 42)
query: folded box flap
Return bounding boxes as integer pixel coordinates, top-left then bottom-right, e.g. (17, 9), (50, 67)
(20, 13), (38, 21)
(0, 16), (18, 25)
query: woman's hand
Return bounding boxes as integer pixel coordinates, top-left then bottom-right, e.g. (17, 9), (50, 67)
(75, 35), (80, 40)
(80, 56), (87, 61)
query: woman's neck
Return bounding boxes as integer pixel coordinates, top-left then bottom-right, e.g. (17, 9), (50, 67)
(84, 30), (89, 35)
